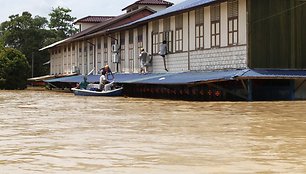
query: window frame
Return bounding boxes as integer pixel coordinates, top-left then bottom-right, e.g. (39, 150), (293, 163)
(228, 0), (239, 46)
(211, 4), (221, 48)
(195, 7), (204, 50)
(175, 14), (183, 52)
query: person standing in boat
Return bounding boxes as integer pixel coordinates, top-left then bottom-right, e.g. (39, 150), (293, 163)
(100, 64), (114, 91)
(100, 64), (114, 80)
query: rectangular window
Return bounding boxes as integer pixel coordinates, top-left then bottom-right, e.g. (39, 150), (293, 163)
(228, 0), (239, 46)
(129, 30), (134, 44)
(195, 7), (204, 49)
(211, 3), (220, 48)
(162, 17), (173, 53)
(137, 27), (143, 43)
(128, 44), (134, 72)
(163, 31), (173, 53)
(152, 20), (159, 54)
(175, 14), (183, 52)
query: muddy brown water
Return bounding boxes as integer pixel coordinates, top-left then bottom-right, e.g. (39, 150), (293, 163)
(0, 90), (306, 173)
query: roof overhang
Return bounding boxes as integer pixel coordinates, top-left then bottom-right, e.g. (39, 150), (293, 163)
(39, 38), (71, 51)
(45, 69), (306, 84)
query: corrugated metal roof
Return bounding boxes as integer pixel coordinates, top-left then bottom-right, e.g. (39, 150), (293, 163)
(44, 70), (242, 84)
(73, 16), (115, 24)
(39, 38), (70, 51)
(111, 0), (216, 31)
(45, 69), (306, 85)
(132, 0), (216, 23)
(122, 0), (173, 11)
(239, 69), (306, 79)
(40, 7), (155, 50)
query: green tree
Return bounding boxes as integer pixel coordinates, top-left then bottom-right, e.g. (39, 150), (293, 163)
(0, 48), (30, 89)
(49, 7), (77, 41)
(0, 12), (52, 77)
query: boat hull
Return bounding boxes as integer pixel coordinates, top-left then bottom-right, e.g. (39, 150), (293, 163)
(71, 87), (123, 96)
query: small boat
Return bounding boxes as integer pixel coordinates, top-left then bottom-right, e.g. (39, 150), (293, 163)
(71, 87), (123, 96)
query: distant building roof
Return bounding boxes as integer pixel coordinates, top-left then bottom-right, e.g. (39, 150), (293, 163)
(71, 7), (155, 40)
(135, 0), (216, 23)
(40, 7), (155, 51)
(111, 0), (216, 32)
(73, 16), (115, 24)
(122, 0), (174, 11)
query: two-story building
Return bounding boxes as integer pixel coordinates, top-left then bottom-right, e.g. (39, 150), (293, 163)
(42, 0), (306, 101)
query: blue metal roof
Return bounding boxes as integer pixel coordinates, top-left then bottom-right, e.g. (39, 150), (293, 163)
(239, 69), (306, 79)
(45, 69), (306, 85)
(132, 70), (241, 84)
(45, 70), (242, 84)
(136, 0), (216, 23)
(111, 0), (216, 31)
(44, 73), (170, 83)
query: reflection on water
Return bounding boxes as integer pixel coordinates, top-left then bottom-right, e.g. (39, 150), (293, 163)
(0, 90), (306, 173)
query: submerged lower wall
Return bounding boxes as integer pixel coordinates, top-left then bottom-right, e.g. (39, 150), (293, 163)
(151, 45), (247, 73)
(295, 80), (306, 100)
(190, 45), (247, 71)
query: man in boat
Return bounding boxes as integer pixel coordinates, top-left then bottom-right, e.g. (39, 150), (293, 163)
(100, 64), (114, 80)
(77, 75), (89, 89)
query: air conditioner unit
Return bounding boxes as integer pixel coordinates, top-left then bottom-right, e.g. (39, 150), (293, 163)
(72, 66), (80, 74)
(112, 53), (120, 63)
(112, 44), (120, 53)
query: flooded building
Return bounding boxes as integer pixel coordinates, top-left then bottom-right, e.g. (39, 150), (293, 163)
(42, 0), (306, 101)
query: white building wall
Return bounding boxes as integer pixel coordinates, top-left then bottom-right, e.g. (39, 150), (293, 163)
(124, 31), (129, 73)
(190, 45), (247, 71)
(107, 37), (112, 70)
(183, 12), (189, 52)
(60, 47), (63, 74)
(78, 23), (97, 32)
(133, 28), (138, 73)
(147, 22), (153, 54)
(295, 80), (306, 99)
(48, 0), (249, 75)
(239, 0), (247, 45)
(81, 41), (85, 74)
(204, 6), (211, 49)
(152, 52), (189, 73)
(189, 10), (196, 51)
(220, 2), (228, 47)
(143, 25), (148, 53)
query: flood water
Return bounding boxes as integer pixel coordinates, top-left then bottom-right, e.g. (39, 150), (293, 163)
(0, 90), (306, 174)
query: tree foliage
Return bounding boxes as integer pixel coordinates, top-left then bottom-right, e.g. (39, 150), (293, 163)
(0, 12), (52, 77)
(49, 7), (77, 41)
(0, 48), (30, 89)
(0, 7), (77, 78)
